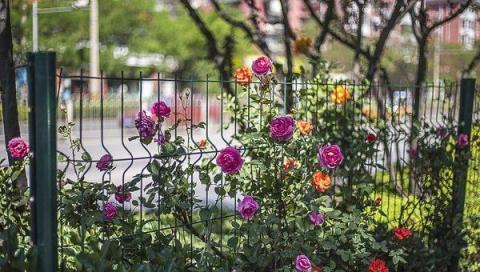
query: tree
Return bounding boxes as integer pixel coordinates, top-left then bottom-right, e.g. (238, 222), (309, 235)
(303, 0), (417, 83)
(0, 0), (22, 165)
(409, 0), (473, 119)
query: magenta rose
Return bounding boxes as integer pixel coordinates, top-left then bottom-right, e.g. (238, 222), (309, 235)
(251, 56), (273, 76)
(103, 202), (117, 221)
(216, 147), (243, 174)
(318, 144), (344, 169)
(295, 255), (312, 272)
(96, 154), (113, 171)
(154, 133), (166, 145)
(7, 137), (29, 160)
(151, 101), (171, 118)
(308, 211), (324, 226)
(238, 195), (259, 220)
(457, 133), (469, 149)
(115, 185), (132, 203)
(270, 115), (295, 142)
(135, 110), (156, 143)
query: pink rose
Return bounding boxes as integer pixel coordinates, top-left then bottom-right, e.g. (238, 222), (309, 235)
(295, 255), (312, 272)
(318, 144), (344, 169)
(308, 211), (324, 226)
(216, 147), (243, 174)
(7, 137), (29, 160)
(115, 185), (132, 203)
(251, 56), (273, 76)
(238, 195), (259, 220)
(457, 133), (469, 149)
(96, 154), (113, 171)
(151, 101), (171, 118)
(270, 115), (295, 142)
(103, 202), (117, 221)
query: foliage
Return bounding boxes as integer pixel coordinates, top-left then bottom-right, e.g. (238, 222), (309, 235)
(10, 0), (253, 77)
(0, 158), (35, 271)
(1, 58), (479, 271)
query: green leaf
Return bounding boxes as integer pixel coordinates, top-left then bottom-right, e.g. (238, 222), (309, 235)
(150, 160), (161, 176)
(227, 237), (238, 248)
(214, 187), (226, 196)
(81, 152), (92, 161)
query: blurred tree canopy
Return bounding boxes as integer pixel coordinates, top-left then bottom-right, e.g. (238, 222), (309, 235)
(10, 0), (253, 77)
(8, 0), (479, 83)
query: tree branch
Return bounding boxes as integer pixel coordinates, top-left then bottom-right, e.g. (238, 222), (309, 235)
(209, 0), (273, 58)
(179, 0), (221, 62)
(313, 0), (335, 53)
(427, 0), (473, 35)
(463, 46), (480, 77)
(366, 0), (416, 81)
(302, 0), (371, 59)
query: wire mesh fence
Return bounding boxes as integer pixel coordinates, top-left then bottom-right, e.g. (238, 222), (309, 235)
(1, 64), (479, 270)
(46, 70), (478, 270)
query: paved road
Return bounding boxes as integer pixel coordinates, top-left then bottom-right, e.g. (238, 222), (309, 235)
(1, 118), (238, 209)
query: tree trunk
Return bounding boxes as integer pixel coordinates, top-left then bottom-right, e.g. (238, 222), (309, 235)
(0, 0), (22, 165)
(409, 39), (428, 195)
(280, 0), (294, 114)
(413, 39), (428, 121)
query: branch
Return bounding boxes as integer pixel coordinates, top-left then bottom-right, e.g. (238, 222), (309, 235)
(427, 0), (473, 34)
(209, 0), (273, 58)
(179, 0), (237, 98)
(366, 0), (417, 80)
(179, 0), (221, 62)
(313, 0), (335, 53)
(463, 46), (480, 77)
(279, 0), (297, 41)
(302, 0), (371, 59)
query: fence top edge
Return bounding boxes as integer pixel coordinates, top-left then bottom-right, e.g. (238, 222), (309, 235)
(56, 73), (460, 90)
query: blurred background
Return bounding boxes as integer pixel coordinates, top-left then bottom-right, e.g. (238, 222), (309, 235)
(8, 0), (480, 83)
(3, 0), (480, 161)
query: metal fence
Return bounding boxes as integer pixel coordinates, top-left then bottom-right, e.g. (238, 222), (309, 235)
(2, 52), (479, 270)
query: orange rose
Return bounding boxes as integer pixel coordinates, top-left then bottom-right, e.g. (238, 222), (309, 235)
(362, 106), (378, 121)
(233, 67), (253, 86)
(312, 171), (331, 192)
(294, 36), (313, 55)
(297, 121), (313, 136)
(197, 139), (207, 149)
(331, 85), (351, 104)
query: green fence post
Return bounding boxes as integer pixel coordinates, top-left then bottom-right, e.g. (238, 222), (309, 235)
(27, 52), (57, 271)
(450, 78), (476, 271)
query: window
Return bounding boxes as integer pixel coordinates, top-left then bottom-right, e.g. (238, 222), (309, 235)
(462, 19), (474, 29)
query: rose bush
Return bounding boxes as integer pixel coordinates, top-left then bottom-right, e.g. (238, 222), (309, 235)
(5, 56), (477, 271)
(48, 57), (412, 271)
(0, 138), (35, 271)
